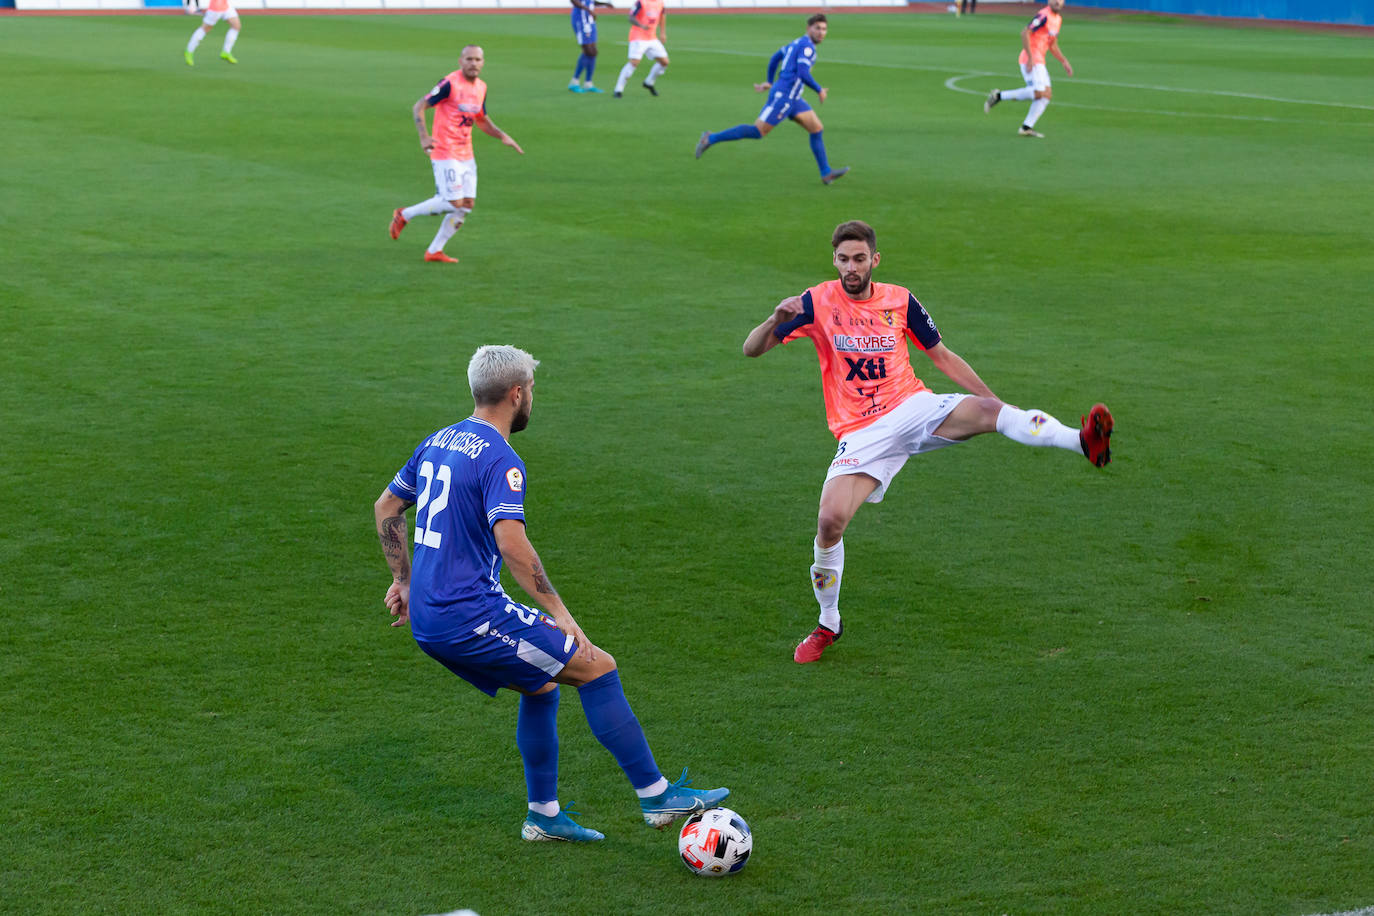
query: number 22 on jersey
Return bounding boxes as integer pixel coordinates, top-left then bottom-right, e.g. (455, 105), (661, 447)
(414, 460), (451, 549)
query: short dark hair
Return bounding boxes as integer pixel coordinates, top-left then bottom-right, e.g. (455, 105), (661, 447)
(807, 13), (827, 27)
(831, 220), (876, 253)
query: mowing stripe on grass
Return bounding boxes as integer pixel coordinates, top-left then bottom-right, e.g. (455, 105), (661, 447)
(673, 43), (1374, 114)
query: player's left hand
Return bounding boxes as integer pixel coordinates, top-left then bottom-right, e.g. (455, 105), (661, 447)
(551, 610), (596, 661)
(503, 135), (525, 155)
(385, 580), (410, 627)
(753, 82), (771, 93)
(818, 87), (829, 104)
(1063, 62), (1074, 77)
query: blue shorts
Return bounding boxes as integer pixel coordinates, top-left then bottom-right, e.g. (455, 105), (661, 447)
(758, 90), (812, 126)
(416, 597), (577, 697)
(572, 11), (597, 44)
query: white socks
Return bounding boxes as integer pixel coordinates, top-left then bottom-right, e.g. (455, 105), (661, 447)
(635, 776), (669, 798)
(223, 28), (239, 53)
(528, 800), (559, 816)
(1001, 87), (1035, 102)
(427, 208), (469, 254)
(402, 196), (450, 220)
(645, 62), (665, 86)
(1026, 97), (1049, 127)
(186, 29), (205, 52)
(614, 62), (636, 93)
(810, 538), (844, 632)
(996, 405), (1081, 452)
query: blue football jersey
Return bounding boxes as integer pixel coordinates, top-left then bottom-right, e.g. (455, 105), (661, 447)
(388, 417), (527, 641)
(768, 34), (822, 100)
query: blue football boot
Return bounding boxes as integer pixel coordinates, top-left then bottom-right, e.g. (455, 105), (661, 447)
(640, 768), (730, 828)
(521, 805), (605, 842)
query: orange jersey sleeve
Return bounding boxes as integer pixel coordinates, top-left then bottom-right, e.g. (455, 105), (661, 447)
(427, 74), (488, 162)
(1019, 7), (1062, 67)
(775, 280), (943, 439)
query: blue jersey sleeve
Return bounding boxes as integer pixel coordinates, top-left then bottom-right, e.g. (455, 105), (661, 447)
(388, 440), (423, 502)
(773, 290), (816, 340)
(905, 294), (942, 350)
(481, 453), (527, 530)
(767, 46), (784, 83)
(797, 45), (822, 93)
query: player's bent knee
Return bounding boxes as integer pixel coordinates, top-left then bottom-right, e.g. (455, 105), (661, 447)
(816, 513), (850, 545)
(1038, 88), (1052, 100)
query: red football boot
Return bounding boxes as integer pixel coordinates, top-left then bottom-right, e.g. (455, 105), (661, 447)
(389, 207), (408, 240)
(1080, 403), (1114, 467)
(794, 623), (842, 664)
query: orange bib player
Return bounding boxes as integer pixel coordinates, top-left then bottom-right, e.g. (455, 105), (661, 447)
(389, 45), (525, 264)
(183, 0), (241, 66)
(613, 0), (669, 98)
(983, 0), (1073, 138)
(743, 220), (1112, 664)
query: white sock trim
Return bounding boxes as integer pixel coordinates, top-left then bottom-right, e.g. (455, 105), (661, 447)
(635, 776), (669, 798)
(528, 800), (560, 816)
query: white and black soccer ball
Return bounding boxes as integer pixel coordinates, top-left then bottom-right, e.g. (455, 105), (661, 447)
(678, 807), (751, 876)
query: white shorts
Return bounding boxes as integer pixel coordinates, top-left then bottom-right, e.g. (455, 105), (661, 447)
(823, 391), (970, 503)
(628, 39), (668, 62)
(1020, 62), (1051, 92)
(202, 6), (238, 25)
(432, 158), (477, 202)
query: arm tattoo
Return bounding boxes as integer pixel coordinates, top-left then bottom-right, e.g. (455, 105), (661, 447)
(380, 516), (409, 570)
(530, 559), (558, 597)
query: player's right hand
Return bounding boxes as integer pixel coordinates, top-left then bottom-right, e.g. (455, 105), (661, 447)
(385, 580), (410, 627)
(753, 82), (771, 93)
(772, 295), (804, 323)
(421, 137), (435, 153)
(818, 87), (829, 104)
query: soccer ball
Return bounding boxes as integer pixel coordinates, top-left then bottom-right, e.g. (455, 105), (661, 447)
(678, 807), (752, 876)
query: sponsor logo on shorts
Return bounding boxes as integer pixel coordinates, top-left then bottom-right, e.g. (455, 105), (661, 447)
(831, 457), (861, 468)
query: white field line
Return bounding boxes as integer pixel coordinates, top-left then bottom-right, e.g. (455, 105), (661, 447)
(669, 44), (1374, 115)
(1302, 908), (1374, 916)
(943, 72), (1374, 126)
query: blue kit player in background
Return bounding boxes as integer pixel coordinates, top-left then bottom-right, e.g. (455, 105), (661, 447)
(569, 0), (614, 93)
(694, 14), (849, 186)
(373, 345), (729, 842)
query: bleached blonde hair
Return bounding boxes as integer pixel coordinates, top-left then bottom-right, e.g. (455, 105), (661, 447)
(468, 345), (539, 406)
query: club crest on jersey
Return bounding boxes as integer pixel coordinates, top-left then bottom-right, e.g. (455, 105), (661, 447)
(881, 310), (896, 327)
(506, 467), (524, 492)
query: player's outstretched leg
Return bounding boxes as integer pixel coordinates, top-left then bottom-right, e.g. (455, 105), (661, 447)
(984, 89), (1001, 113)
(1080, 403), (1113, 467)
(639, 768), (730, 829)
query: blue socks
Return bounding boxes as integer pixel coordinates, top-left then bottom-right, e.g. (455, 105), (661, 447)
(516, 688), (560, 804)
(809, 131), (831, 176)
(578, 670), (661, 791)
(574, 53), (596, 83)
(708, 123), (763, 144)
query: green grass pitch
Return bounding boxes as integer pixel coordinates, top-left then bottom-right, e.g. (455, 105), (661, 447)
(2, 7), (1372, 914)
